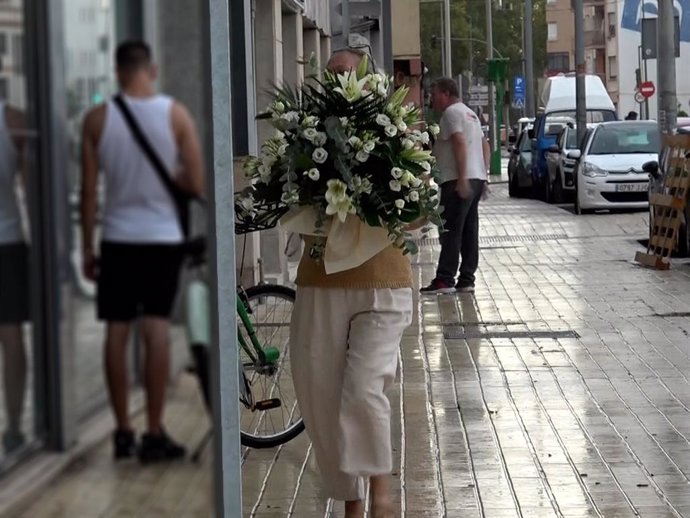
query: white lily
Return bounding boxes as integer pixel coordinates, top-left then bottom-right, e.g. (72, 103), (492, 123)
(325, 179), (355, 222)
(333, 72), (368, 102)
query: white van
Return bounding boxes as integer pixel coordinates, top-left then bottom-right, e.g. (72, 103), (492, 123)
(530, 74), (617, 198)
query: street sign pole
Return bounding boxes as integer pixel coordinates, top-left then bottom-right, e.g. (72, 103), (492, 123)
(658, 0), (677, 137)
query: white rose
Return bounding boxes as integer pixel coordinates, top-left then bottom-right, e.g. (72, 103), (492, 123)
(305, 168), (320, 181)
(273, 101), (285, 113)
(376, 114), (392, 127)
(409, 191), (420, 202)
(385, 125), (398, 137)
(402, 138), (415, 150)
(348, 136), (362, 148)
(391, 167), (403, 179)
(302, 128), (319, 141)
(389, 180), (402, 192)
(420, 132), (430, 145)
(397, 120), (408, 132)
(363, 141), (376, 153)
(429, 124), (440, 136)
(355, 150), (370, 163)
(314, 132), (328, 146)
(312, 147), (329, 164)
(395, 199), (405, 209)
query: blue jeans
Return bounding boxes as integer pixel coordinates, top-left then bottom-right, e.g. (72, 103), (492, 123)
(435, 179), (485, 286)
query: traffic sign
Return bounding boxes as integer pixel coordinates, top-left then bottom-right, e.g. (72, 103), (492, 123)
(640, 81), (656, 98)
(634, 91), (646, 104)
(513, 75), (526, 110)
(468, 85), (489, 107)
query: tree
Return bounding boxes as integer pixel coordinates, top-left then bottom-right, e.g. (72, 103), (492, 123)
(419, 0), (547, 96)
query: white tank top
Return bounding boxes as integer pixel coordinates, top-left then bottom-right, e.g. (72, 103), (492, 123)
(98, 94), (183, 243)
(0, 102), (23, 245)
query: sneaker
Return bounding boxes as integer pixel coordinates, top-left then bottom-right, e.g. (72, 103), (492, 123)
(113, 429), (136, 460)
(420, 279), (456, 294)
(3, 429), (25, 454)
(138, 429), (186, 464)
(455, 283), (475, 293)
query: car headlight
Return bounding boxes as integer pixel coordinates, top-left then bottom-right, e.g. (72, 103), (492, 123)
(582, 162), (608, 177)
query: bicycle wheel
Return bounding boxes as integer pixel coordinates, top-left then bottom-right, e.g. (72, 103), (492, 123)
(238, 284), (305, 448)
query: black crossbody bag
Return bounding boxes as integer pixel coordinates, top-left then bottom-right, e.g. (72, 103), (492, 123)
(113, 94), (204, 255)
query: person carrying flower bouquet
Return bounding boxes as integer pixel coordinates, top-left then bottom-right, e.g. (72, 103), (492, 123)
(237, 48), (441, 518)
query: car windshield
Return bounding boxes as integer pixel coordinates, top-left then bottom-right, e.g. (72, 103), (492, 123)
(546, 110), (616, 131)
(588, 124), (660, 155)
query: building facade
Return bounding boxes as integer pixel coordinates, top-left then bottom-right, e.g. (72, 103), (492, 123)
(545, 0), (690, 118)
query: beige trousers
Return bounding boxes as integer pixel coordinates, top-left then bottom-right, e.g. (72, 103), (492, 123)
(290, 287), (413, 501)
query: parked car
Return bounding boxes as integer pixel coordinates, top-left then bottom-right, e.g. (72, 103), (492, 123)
(544, 123), (599, 203)
(544, 123), (578, 203)
(646, 125), (690, 255)
(530, 74), (617, 199)
(508, 127), (533, 198)
(572, 120), (660, 214)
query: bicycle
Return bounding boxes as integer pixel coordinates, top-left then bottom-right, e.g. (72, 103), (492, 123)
(184, 232), (304, 459)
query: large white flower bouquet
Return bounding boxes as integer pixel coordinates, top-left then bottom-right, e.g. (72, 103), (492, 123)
(236, 56), (441, 256)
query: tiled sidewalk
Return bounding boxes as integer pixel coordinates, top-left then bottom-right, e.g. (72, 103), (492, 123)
(7, 183), (690, 517)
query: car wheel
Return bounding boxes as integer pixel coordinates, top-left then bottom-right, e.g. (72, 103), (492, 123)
(574, 185), (592, 215)
(545, 175), (552, 203)
(509, 171), (518, 197)
(510, 171), (526, 198)
(552, 171), (564, 204)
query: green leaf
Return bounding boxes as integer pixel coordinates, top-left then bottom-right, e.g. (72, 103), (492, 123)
(356, 55), (369, 80)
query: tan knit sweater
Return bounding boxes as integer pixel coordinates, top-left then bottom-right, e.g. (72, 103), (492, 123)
(295, 236), (413, 289)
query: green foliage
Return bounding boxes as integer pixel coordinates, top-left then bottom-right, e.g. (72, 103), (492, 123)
(419, 0), (547, 90)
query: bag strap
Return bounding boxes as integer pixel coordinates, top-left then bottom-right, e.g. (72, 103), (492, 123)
(112, 94), (188, 224)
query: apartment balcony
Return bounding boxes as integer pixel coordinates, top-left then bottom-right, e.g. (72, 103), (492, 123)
(584, 21), (605, 47)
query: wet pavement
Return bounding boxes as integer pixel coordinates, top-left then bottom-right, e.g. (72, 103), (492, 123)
(7, 179), (690, 517)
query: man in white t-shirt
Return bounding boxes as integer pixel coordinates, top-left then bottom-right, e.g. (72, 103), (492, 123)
(421, 77), (490, 294)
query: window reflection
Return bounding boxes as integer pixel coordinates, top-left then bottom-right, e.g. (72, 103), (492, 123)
(0, 0), (33, 465)
(63, 0), (118, 420)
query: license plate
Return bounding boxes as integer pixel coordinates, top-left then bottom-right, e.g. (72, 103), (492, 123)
(616, 183), (647, 192)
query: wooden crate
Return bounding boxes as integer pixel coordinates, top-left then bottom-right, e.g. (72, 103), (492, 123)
(635, 134), (690, 270)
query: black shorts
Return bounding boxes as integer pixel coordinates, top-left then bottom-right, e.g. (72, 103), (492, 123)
(97, 241), (184, 321)
(0, 242), (30, 324)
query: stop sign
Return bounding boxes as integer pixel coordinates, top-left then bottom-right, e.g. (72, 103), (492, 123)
(640, 81), (656, 98)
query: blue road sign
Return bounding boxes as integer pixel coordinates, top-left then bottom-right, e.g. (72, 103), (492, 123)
(513, 75), (525, 103)
(512, 97), (525, 109)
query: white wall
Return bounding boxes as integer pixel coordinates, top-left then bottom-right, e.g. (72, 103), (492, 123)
(616, 0), (690, 119)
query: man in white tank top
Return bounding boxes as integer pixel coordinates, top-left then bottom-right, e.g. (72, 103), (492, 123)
(80, 41), (204, 463)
